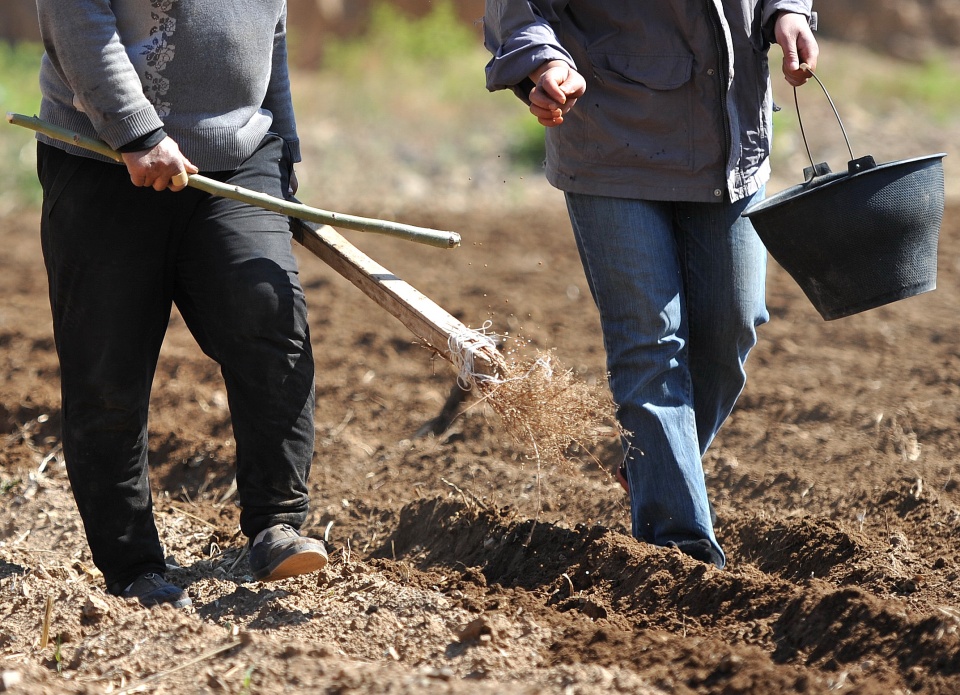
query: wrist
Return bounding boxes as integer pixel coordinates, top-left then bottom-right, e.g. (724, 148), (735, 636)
(116, 128), (166, 154)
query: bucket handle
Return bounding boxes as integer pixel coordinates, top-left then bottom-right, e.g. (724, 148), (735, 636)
(794, 64), (875, 181)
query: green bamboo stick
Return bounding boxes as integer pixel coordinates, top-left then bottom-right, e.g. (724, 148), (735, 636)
(6, 112), (461, 249)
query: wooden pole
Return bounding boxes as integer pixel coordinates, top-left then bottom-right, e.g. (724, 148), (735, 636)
(291, 218), (504, 380)
(5, 113), (460, 249)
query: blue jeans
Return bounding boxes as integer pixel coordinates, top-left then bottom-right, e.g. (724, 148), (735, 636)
(565, 191), (769, 567)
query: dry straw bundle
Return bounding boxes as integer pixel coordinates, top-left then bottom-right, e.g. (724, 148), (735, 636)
(481, 350), (618, 467)
(449, 326), (619, 467)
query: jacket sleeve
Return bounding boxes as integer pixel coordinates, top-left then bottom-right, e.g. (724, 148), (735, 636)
(36, 0), (164, 150)
(483, 0), (577, 102)
(263, 2), (301, 164)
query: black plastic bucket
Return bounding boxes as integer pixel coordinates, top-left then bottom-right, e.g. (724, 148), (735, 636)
(742, 68), (946, 321)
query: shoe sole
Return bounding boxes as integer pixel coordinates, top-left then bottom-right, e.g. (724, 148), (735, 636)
(131, 593), (193, 609)
(254, 548), (328, 582)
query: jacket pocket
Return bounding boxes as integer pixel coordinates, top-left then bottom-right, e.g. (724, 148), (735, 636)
(577, 52), (695, 170)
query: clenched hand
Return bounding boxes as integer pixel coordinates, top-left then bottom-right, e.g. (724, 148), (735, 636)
(121, 136), (199, 192)
(775, 12), (820, 87)
(527, 60), (587, 127)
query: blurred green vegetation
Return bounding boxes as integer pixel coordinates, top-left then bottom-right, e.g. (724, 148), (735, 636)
(0, 41), (43, 211)
(325, 2), (475, 69)
(292, 1), (546, 178)
(864, 55), (960, 124)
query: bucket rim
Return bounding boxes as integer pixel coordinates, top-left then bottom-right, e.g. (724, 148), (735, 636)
(744, 151), (947, 219)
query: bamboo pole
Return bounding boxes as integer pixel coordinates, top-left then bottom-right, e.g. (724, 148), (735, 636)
(5, 112), (460, 249)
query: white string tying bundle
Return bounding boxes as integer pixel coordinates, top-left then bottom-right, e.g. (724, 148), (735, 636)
(447, 320), (503, 391)
(447, 321), (558, 393)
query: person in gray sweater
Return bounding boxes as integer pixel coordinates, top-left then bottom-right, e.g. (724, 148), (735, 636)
(35, 0), (326, 608)
(485, 1), (819, 568)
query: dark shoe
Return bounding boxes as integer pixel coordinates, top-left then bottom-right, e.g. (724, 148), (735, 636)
(121, 573), (192, 609)
(249, 524), (328, 582)
(667, 539), (724, 569)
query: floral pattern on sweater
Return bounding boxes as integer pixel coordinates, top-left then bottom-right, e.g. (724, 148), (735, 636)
(141, 0), (178, 117)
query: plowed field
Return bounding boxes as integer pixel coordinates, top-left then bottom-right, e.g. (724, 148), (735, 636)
(2, 55), (960, 694)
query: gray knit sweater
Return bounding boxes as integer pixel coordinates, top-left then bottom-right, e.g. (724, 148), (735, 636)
(37, 0), (300, 171)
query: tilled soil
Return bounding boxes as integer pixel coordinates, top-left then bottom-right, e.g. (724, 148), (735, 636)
(1, 172), (959, 693)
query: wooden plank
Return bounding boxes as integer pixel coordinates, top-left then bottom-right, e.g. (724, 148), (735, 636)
(292, 219), (505, 381)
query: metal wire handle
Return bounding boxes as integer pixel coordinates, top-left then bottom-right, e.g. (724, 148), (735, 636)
(793, 63), (856, 171)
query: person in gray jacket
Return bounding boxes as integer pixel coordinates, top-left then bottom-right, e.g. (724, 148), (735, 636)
(484, 1), (819, 567)
(35, 0), (327, 608)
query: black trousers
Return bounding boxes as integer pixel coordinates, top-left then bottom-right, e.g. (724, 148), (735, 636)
(37, 137), (316, 594)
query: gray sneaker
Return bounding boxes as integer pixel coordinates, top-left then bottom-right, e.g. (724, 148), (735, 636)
(249, 524), (328, 582)
(121, 573), (192, 609)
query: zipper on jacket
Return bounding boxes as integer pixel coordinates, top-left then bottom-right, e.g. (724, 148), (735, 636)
(707, 1), (732, 197)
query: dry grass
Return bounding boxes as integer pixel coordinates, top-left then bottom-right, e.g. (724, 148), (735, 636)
(476, 348), (620, 468)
